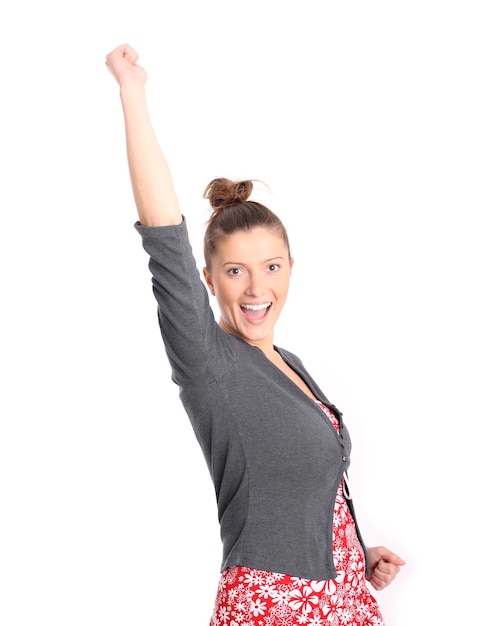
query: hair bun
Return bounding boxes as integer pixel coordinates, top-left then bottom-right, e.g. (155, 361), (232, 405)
(203, 178), (254, 210)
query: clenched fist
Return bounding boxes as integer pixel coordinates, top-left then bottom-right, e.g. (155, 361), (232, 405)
(106, 44), (147, 89)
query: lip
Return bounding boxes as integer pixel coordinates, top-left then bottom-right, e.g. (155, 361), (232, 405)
(239, 302), (272, 325)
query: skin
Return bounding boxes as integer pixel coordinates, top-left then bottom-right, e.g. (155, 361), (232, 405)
(366, 546), (406, 590)
(203, 228), (294, 355)
(106, 42), (406, 592)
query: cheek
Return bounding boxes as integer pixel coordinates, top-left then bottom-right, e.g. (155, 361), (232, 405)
(277, 276), (291, 298)
(216, 281), (241, 308)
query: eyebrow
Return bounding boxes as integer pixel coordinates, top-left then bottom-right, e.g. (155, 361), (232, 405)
(222, 256), (285, 267)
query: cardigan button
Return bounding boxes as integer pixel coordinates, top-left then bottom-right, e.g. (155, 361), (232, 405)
(342, 455), (347, 462)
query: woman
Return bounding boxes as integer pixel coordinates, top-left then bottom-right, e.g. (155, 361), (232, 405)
(106, 43), (405, 626)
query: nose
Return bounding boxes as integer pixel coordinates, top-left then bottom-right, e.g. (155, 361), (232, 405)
(245, 271), (267, 297)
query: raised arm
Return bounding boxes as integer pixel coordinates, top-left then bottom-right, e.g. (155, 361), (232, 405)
(106, 44), (181, 227)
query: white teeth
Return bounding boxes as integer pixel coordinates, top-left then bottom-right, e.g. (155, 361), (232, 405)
(241, 303), (271, 311)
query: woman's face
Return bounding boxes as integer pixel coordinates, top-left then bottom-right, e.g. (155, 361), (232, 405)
(203, 227), (294, 352)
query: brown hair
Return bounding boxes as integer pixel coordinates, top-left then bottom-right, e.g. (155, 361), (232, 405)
(203, 178), (291, 269)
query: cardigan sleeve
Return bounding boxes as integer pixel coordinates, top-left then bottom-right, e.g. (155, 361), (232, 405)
(135, 217), (225, 386)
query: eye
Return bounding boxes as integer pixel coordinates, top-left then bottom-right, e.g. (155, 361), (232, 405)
(267, 263), (281, 272)
(227, 267), (243, 276)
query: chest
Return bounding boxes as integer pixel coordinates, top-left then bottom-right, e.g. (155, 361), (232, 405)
(271, 356), (318, 400)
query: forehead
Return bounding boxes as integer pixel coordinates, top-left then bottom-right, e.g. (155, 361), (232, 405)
(214, 227), (288, 261)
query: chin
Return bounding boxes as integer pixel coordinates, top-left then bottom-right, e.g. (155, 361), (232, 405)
(243, 327), (272, 343)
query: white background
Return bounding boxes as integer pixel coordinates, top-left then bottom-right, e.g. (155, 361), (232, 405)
(1, 1), (494, 624)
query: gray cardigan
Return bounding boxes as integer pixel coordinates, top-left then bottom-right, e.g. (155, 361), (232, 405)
(136, 217), (368, 580)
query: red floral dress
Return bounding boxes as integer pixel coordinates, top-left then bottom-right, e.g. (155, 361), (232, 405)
(209, 402), (385, 626)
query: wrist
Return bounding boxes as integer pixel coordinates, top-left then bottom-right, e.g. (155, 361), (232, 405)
(119, 78), (147, 100)
(119, 87), (147, 112)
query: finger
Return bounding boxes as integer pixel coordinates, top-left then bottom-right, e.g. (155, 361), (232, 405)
(376, 547), (406, 566)
(379, 560), (402, 580)
(369, 574), (389, 591)
(372, 572), (394, 590)
(121, 43), (139, 64)
(369, 561), (401, 590)
(387, 553), (406, 566)
(106, 44), (137, 67)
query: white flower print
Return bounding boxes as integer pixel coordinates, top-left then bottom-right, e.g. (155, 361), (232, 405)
(290, 576), (309, 587)
(234, 599), (248, 614)
(218, 605), (229, 623)
(348, 546), (362, 562)
(272, 588), (290, 605)
(250, 598), (267, 617)
(321, 594), (344, 619)
(265, 571), (285, 584)
(309, 569), (345, 597)
(225, 568), (238, 585)
(256, 583), (277, 599)
(333, 546), (346, 566)
(348, 559), (365, 588)
(289, 585), (319, 614)
(340, 607), (353, 624)
(241, 570), (265, 587)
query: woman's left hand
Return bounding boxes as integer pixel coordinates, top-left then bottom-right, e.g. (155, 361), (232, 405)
(366, 546), (406, 591)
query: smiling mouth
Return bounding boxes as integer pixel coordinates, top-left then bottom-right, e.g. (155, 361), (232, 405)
(240, 302), (272, 322)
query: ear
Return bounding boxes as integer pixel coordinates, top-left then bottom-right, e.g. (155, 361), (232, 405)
(203, 267), (216, 295)
(290, 257), (295, 273)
